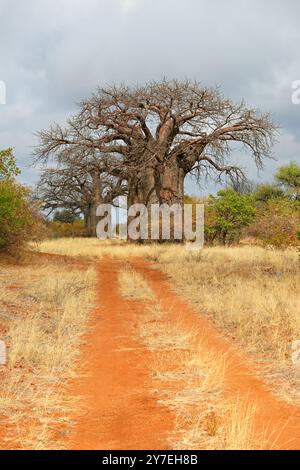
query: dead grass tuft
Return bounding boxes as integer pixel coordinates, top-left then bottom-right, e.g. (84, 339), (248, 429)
(118, 267), (155, 300)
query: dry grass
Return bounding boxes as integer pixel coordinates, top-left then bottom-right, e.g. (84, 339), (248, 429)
(0, 257), (96, 449)
(221, 400), (261, 450)
(153, 245), (300, 405)
(37, 241), (300, 373)
(174, 400), (267, 450)
(119, 267), (155, 300)
(32, 238), (160, 260)
(134, 291), (266, 450)
(35, 239), (300, 403)
(33, 239), (300, 446)
(139, 306), (193, 352)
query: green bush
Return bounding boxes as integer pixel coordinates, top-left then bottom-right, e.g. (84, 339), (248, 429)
(53, 209), (81, 224)
(0, 148), (20, 180)
(205, 189), (256, 245)
(0, 149), (45, 254)
(275, 161), (300, 200)
(254, 183), (285, 202)
(0, 180), (41, 253)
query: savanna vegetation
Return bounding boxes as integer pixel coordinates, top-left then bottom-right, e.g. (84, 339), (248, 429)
(204, 163), (300, 247)
(0, 80), (299, 450)
(32, 238), (300, 449)
(0, 149), (44, 255)
(0, 256), (96, 449)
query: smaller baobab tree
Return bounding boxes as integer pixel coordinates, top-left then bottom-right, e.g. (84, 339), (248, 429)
(33, 131), (127, 235)
(35, 160), (126, 236)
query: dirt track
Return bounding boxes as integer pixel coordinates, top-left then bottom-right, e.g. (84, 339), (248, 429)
(68, 258), (300, 450)
(68, 258), (174, 450)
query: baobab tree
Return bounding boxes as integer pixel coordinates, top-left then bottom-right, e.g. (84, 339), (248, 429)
(35, 79), (277, 227)
(35, 161), (126, 235)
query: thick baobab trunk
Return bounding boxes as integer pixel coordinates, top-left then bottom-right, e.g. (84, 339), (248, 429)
(127, 157), (185, 208)
(88, 202), (100, 237)
(127, 167), (157, 243)
(127, 166), (158, 207)
(155, 158), (186, 243)
(156, 158), (185, 206)
(127, 157), (186, 243)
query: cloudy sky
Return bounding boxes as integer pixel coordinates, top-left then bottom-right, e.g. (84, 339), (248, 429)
(0, 0), (300, 195)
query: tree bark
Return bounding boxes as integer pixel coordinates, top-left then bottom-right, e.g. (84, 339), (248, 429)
(156, 157), (185, 205)
(84, 204), (93, 236)
(127, 158), (185, 207)
(85, 171), (103, 237)
(126, 157), (187, 243)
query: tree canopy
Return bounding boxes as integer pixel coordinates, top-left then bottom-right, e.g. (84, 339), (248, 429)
(275, 162), (300, 200)
(35, 80), (277, 206)
(0, 148), (20, 180)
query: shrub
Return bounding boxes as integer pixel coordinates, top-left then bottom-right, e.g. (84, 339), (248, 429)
(0, 148), (20, 180)
(247, 199), (300, 248)
(275, 161), (300, 200)
(47, 219), (87, 238)
(254, 183), (285, 202)
(0, 149), (45, 254)
(205, 189), (256, 245)
(53, 209), (81, 224)
(0, 180), (45, 254)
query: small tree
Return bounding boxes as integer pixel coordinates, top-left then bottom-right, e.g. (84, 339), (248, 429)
(254, 183), (285, 202)
(0, 180), (41, 253)
(0, 149), (43, 254)
(0, 148), (20, 180)
(275, 162), (300, 200)
(206, 189), (256, 245)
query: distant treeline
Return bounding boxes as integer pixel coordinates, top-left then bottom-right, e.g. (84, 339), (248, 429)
(199, 161), (299, 247)
(50, 162), (300, 248)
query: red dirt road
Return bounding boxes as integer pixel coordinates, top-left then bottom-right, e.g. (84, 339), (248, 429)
(68, 258), (174, 450)
(68, 257), (300, 450)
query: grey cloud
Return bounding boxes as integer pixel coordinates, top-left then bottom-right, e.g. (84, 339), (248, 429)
(0, 0), (300, 192)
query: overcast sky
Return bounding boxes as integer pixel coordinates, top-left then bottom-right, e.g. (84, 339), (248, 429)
(1, 0), (300, 195)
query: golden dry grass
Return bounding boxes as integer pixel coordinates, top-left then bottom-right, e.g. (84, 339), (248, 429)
(32, 238), (158, 259)
(133, 286), (266, 450)
(0, 258), (96, 449)
(153, 245), (300, 404)
(35, 239), (300, 402)
(119, 267), (155, 300)
(35, 241), (299, 368)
